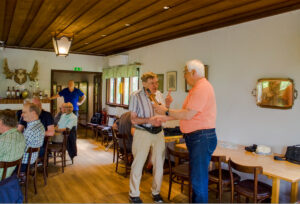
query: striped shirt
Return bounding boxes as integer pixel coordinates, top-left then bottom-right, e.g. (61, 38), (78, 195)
(129, 88), (164, 127)
(22, 120), (45, 164)
(0, 128), (26, 180)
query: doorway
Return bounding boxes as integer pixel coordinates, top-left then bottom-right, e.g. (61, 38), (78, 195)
(50, 70), (102, 126)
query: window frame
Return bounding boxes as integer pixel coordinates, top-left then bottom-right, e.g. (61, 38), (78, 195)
(106, 74), (139, 108)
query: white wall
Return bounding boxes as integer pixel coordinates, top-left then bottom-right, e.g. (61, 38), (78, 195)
(0, 48), (104, 97)
(105, 10), (300, 202)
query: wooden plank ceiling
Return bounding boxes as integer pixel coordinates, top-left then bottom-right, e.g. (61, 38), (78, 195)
(1, 0), (300, 56)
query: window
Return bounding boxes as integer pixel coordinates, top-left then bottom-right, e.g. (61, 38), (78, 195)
(106, 76), (139, 107)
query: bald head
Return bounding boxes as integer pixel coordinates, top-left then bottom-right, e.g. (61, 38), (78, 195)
(32, 97), (42, 109)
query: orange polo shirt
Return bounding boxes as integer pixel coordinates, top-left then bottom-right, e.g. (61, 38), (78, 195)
(180, 78), (216, 133)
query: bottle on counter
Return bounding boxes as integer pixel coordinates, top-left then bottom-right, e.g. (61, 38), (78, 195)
(6, 87), (11, 99)
(16, 88), (20, 99)
(11, 87), (16, 99)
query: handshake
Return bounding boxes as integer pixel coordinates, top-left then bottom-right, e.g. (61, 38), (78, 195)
(148, 115), (169, 127)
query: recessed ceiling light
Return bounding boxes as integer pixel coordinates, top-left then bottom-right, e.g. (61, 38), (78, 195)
(163, 6), (169, 10)
(125, 23), (130, 27)
(101, 34), (107, 37)
(84, 42), (89, 45)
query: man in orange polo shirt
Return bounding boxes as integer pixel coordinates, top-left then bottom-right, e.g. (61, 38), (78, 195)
(153, 59), (217, 203)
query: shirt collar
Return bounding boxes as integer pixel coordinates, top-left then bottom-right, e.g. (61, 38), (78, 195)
(27, 119), (40, 126)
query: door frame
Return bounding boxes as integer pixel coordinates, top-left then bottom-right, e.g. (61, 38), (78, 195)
(50, 70), (102, 115)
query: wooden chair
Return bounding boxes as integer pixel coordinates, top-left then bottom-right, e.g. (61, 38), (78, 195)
(111, 128), (119, 163)
(209, 155), (241, 202)
(0, 158), (22, 180)
(115, 130), (133, 178)
(47, 129), (69, 173)
(228, 158), (272, 203)
(19, 147), (40, 203)
(37, 136), (49, 186)
(97, 115), (118, 145)
(166, 145), (191, 203)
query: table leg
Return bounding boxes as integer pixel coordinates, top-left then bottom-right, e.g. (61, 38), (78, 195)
(291, 182), (298, 203)
(272, 178), (280, 203)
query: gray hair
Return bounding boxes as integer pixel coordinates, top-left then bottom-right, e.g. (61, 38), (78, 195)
(186, 60), (205, 77)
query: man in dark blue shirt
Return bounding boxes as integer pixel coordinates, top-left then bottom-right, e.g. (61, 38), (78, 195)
(49, 80), (86, 116)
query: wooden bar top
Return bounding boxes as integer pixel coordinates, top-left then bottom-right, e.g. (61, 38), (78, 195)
(0, 98), (50, 104)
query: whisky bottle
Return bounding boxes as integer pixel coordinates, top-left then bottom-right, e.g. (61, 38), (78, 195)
(6, 87), (11, 99)
(11, 87), (16, 99)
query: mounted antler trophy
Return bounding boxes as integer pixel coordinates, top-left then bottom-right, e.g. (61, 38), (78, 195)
(2, 58), (38, 84)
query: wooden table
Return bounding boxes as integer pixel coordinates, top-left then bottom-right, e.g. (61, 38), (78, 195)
(176, 143), (300, 203)
(164, 135), (183, 143)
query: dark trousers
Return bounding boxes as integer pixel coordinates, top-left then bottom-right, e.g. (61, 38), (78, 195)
(0, 174), (23, 203)
(184, 128), (217, 203)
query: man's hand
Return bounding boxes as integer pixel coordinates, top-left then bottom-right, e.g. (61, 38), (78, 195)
(165, 90), (173, 108)
(77, 102), (81, 106)
(148, 116), (163, 127)
(153, 103), (168, 115)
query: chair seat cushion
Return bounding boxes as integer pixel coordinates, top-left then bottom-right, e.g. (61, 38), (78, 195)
(173, 164), (189, 178)
(235, 179), (272, 199)
(209, 169), (241, 185)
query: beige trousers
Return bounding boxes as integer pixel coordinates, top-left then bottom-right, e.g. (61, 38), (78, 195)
(129, 129), (165, 197)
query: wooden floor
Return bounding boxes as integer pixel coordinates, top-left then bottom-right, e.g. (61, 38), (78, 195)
(26, 128), (230, 203)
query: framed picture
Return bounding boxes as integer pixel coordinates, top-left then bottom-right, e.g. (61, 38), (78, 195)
(157, 74), (164, 93)
(185, 65), (208, 92)
(167, 71), (177, 91)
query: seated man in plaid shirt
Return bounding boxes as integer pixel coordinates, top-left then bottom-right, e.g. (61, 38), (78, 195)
(20, 102), (45, 172)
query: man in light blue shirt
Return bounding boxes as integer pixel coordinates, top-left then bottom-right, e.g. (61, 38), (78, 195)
(52, 103), (77, 143)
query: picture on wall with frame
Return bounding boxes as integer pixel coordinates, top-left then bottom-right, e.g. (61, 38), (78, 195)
(185, 65), (208, 92)
(157, 74), (164, 93)
(167, 71), (177, 91)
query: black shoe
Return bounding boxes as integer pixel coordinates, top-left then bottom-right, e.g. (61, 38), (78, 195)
(152, 194), (164, 203)
(129, 196), (143, 203)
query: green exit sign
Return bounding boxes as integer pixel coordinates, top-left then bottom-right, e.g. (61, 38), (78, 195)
(74, 67), (82, 71)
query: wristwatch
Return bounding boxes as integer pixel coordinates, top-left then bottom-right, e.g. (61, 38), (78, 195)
(165, 109), (169, 116)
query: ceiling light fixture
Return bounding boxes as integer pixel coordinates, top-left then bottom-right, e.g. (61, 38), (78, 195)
(101, 34), (107, 37)
(52, 32), (73, 57)
(163, 6), (170, 10)
(125, 23), (130, 27)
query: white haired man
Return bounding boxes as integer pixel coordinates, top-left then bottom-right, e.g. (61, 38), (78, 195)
(153, 60), (217, 203)
(52, 102), (77, 143)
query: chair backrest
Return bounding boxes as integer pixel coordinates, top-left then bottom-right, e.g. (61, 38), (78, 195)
(0, 158), (23, 180)
(210, 155), (226, 183)
(42, 136), (50, 161)
(167, 145), (189, 171)
(25, 147), (40, 175)
(107, 115), (118, 127)
(228, 158), (263, 203)
(62, 128), (70, 151)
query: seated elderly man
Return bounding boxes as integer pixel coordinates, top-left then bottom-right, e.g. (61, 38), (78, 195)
(18, 97), (54, 157)
(21, 102), (45, 172)
(52, 102), (77, 143)
(0, 109), (26, 180)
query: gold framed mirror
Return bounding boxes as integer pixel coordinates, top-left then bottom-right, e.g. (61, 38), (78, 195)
(253, 78), (297, 109)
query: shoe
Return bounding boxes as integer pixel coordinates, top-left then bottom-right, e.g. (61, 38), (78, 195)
(129, 196), (143, 203)
(152, 194), (164, 203)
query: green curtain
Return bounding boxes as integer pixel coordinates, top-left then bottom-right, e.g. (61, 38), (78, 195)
(102, 64), (139, 79)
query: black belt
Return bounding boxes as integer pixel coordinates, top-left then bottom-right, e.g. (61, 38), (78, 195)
(137, 125), (162, 134)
